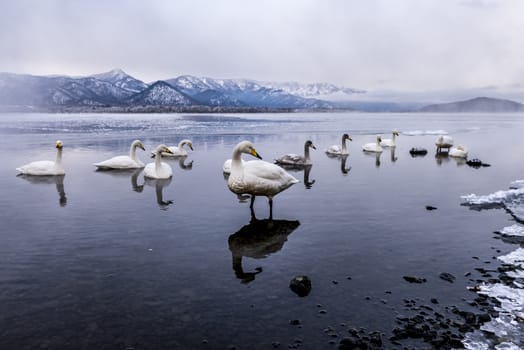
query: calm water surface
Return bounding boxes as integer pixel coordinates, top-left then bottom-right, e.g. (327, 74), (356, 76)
(0, 113), (523, 349)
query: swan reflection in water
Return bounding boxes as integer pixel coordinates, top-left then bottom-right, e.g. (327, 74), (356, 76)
(278, 164), (315, 189)
(363, 151), (382, 168)
(176, 156), (193, 170)
(95, 168), (145, 193)
(390, 147), (398, 162)
(435, 151), (451, 166)
(326, 153), (352, 175)
(144, 177), (173, 210)
(228, 217), (300, 284)
(17, 174), (67, 207)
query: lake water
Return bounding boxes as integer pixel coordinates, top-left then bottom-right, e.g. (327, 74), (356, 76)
(0, 112), (523, 349)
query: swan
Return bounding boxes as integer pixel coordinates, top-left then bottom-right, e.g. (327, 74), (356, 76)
(362, 136), (383, 153)
(380, 130), (400, 147)
(449, 145), (468, 158)
(16, 140), (65, 175)
(326, 133), (352, 155)
(435, 135), (454, 153)
(275, 140), (316, 166)
(94, 139), (146, 170)
(228, 141), (299, 219)
(144, 145), (174, 179)
(156, 139), (193, 157)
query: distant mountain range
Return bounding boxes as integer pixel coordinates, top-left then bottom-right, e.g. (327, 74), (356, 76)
(418, 97), (524, 113)
(0, 69), (358, 112)
(1, 69), (524, 113)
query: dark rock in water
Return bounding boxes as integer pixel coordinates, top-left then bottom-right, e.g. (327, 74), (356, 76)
(466, 159), (491, 168)
(410, 147), (428, 156)
(289, 319), (301, 326)
(289, 275), (312, 297)
(338, 330), (382, 350)
(426, 206), (438, 211)
(430, 298), (439, 304)
(403, 276), (427, 284)
(439, 272), (456, 283)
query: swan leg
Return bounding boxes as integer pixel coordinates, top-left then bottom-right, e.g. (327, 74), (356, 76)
(250, 195), (257, 220)
(268, 197), (273, 220)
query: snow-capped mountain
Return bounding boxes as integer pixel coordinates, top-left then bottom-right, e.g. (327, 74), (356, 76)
(128, 81), (195, 106)
(0, 69), (362, 111)
(166, 75), (335, 109)
(258, 81), (365, 100)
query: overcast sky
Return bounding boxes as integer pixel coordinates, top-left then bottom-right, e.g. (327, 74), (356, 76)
(1, 0), (524, 94)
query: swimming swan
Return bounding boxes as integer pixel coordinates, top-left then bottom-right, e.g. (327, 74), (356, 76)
(449, 145), (468, 158)
(380, 130), (400, 147)
(362, 136), (383, 153)
(326, 133), (352, 155)
(94, 139), (146, 170)
(435, 135), (454, 153)
(228, 141), (299, 219)
(275, 140), (316, 166)
(16, 140), (65, 175)
(157, 139), (194, 157)
(144, 145), (174, 179)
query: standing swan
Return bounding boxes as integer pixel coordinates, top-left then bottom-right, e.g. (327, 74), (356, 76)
(380, 130), (400, 147)
(94, 140), (146, 170)
(362, 136), (383, 153)
(275, 140), (316, 166)
(435, 135), (454, 153)
(157, 139), (194, 157)
(144, 145), (174, 179)
(16, 140), (65, 175)
(326, 134), (352, 155)
(228, 141), (299, 219)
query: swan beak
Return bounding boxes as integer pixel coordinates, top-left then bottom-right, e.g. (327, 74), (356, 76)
(189, 144), (194, 151)
(139, 144), (145, 151)
(250, 148), (262, 160)
(164, 148), (174, 154)
(55, 140), (63, 149)
(311, 144), (316, 150)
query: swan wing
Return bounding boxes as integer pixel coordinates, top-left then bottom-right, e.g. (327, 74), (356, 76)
(275, 154), (303, 165)
(17, 160), (57, 175)
(326, 145), (341, 154)
(94, 155), (141, 169)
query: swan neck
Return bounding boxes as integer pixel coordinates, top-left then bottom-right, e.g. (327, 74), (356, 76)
(231, 147), (244, 174)
(129, 143), (137, 160)
(155, 150), (162, 172)
(341, 138), (347, 152)
(178, 140), (185, 149)
(304, 144), (311, 162)
(55, 147), (63, 165)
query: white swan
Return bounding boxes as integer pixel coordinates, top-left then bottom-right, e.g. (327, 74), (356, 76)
(275, 140), (316, 166)
(435, 135), (454, 153)
(228, 141), (299, 219)
(362, 136), (383, 153)
(449, 145), (468, 158)
(380, 130), (400, 147)
(144, 145), (174, 179)
(94, 139), (146, 170)
(157, 139), (193, 157)
(16, 140), (65, 175)
(326, 134), (352, 155)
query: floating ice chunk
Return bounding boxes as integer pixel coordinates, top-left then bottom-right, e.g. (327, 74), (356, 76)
(500, 224), (524, 236)
(509, 180), (524, 189)
(461, 188), (524, 205)
(498, 248), (524, 269)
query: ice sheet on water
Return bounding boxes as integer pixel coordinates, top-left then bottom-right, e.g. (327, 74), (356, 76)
(461, 181), (524, 221)
(500, 224), (524, 236)
(402, 129), (448, 136)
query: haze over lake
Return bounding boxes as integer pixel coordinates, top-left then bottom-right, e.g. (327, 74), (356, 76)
(1, 112), (523, 349)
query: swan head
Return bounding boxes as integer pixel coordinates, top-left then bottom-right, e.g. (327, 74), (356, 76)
(156, 144), (173, 155)
(376, 135), (382, 143)
(55, 140), (63, 149)
(305, 140), (316, 150)
(181, 139), (194, 151)
(343, 133), (352, 141)
(236, 141), (262, 160)
(393, 130), (400, 137)
(132, 140), (145, 151)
